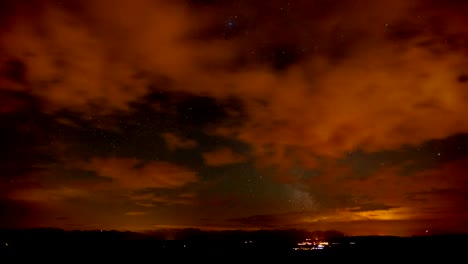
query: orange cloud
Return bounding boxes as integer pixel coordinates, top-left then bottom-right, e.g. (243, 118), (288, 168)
(306, 158), (468, 222)
(125, 211), (146, 216)
(85, 157), (197, 189)
(3, 0), (468, 228)
(130, 192), (196, 207)
(226, 157), (468, 234)
(161, 132), (197, 151)
(207, 2), (468, 166)
(5, 156), (198, 214)
(214, 44), (468, 167)
(0, 0), (232, 113)
(9, 187), (89, 203)
(202, 147), (248, 166)
(2, 0), (468, 163)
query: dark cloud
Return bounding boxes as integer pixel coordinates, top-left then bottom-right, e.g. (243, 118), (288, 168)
(457, 74), (468, 83)
(0, 103), (58, 192)
(175, 96), (236, 127)
(130, 188), (198, 207)
(348, 203), (399, 213)
(3, 59), (27, 84)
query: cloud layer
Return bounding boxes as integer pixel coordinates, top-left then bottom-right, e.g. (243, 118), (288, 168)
(1, 0), (468, 233)
(2, 0), (468, 161)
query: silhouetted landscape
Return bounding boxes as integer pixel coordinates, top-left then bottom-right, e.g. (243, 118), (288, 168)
(1, 228), (467, 262)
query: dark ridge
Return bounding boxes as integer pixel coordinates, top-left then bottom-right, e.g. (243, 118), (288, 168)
(1, 228), (467, 262)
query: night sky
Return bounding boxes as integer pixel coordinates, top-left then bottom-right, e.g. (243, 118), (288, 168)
(1, 0), (468, 236)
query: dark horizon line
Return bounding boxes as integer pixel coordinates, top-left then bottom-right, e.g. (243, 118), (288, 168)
(1, 227), (467, 238)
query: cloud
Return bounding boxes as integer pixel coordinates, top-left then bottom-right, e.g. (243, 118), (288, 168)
(202, 147), (248, 166)
(84, 157), (198, 189)
(130, 191), (196, 207)
(227, 205), (404, 229)
(226, 207), (436, 235)
(2, 0), (468, 233)
(209, 0), (468, 167)
(305, 158), (468, 221)
(0, 0), (232, 113)
(4, 156), (198, 211)
(217, 46), (468, 165)
(223, 157), (468, 231)
(161, 132), (197, 151)
(2, 0), (468, 163)
(0, 91), (29, 113)
(8, 186), (89, 203)
(347, 203), (399, 213)
(125, 211), (146, 216)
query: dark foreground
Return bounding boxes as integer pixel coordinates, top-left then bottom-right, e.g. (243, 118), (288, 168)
(1, 229), (467, 262)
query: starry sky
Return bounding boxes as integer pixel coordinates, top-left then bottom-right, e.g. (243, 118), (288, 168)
(1, 0), (468, 236)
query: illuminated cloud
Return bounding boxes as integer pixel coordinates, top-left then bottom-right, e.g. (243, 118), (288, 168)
(1, 0), (468, 234)
(347, 203), (399, 213)
(214, 46), (468, 168)
(305, 158), (468, 221)
(129, 191), (196, 207)
(2, 0), (468, 160)
(226, 157), (468, 234)
(125, 211), (146, 216)
(84, 157), (198, 189)
(0, 0), (232, 113)
(202, 147), (248, 166)
(161, 132), (198, 151)
(9, 187), (89, 203)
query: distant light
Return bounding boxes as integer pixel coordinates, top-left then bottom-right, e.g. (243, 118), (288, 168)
(184, 244), (186, 248)
(425, 229), (429, 233)
(350, 242), (356, 245)
(5, 243), (8, 247)
(100, 230), (103, 232)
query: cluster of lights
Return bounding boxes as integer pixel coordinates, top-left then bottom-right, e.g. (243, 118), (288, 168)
(293, 239), (329, 251)
(293, 247), (324, 251)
